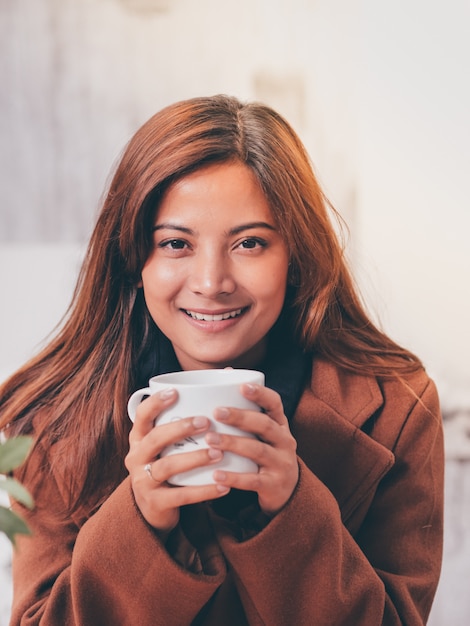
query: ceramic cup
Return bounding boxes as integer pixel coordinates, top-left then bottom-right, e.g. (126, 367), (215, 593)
(127, 368), (264, 486)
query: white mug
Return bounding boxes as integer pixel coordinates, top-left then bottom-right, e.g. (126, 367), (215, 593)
(127, 369), (265, 486)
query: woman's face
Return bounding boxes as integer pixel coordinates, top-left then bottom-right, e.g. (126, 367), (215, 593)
(141, 161), (290, 370)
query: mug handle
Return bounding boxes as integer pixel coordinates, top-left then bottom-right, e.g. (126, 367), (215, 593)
(127, 387), (151, 422)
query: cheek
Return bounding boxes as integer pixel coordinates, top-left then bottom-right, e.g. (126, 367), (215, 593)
(141, 261), (181, 295)
(251, 262), (288, 307)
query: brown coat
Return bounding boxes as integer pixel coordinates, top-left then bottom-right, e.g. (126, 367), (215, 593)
(10, 359), (444, 625)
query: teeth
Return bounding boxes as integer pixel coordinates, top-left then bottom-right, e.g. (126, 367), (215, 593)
(185, 308), (243, 321)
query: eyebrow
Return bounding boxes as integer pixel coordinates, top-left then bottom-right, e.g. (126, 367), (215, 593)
(152, 223), (193, 234)
(152, 221), (277, 236)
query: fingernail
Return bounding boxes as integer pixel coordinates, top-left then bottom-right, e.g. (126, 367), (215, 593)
(160, 387), (176, 400)
(208, 448), (223, 460)
(243, 383), (257, 395)
(216, 484), (230, 494)
(215, 407), (229, 421)
(206, 432), (221, 446)
(213, 470), (227, 482)
(193, 416), (209, 429)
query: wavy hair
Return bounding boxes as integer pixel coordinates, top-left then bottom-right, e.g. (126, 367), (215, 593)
(0, 95), (422, 513)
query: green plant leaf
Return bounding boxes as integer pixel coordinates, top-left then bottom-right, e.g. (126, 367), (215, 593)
(0, 436), (33, 473)
(0, 505), (32, 546)
(0, 476), (34, 509)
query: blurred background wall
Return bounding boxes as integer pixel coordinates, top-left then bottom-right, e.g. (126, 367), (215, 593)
(0, 0), (469, 623)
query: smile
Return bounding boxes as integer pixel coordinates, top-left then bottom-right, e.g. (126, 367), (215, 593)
(183, 308), (244, 322)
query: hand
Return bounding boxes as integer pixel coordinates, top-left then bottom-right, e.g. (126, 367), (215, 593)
(125, 388), (230, 534)
(206, 384), (299, 517)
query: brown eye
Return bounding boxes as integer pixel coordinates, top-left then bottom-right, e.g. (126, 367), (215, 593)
(239, 237), (267, 249)
(159, 239), (187, 249)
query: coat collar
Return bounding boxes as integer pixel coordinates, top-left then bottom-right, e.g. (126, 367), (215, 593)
(308, 357), (384, 428)
(293, 358), (394, 528)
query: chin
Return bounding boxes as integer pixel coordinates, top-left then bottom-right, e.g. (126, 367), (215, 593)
(178, 339), (266, 371)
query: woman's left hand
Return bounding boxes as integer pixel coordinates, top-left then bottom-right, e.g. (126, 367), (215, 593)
(206, 383), (299, 517)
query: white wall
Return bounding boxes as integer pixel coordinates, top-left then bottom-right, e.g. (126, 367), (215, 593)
(0, 1), (469, 623)
(357, 0), (470, 408)
(0, 245), (84, 382)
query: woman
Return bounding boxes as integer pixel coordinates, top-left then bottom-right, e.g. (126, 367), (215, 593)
(0, 95), (443, 625)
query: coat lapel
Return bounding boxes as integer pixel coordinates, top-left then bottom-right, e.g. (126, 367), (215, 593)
(292, 359), (395, 526)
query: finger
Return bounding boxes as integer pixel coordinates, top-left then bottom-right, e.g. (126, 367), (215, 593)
(141, 415), (211, 456)
(213, 406), (290, 447)
(211, 468), (263, 494)
(148, 446), (225, 484)
(157, 483), (231, 508)
(129, 388), (178, 441)
(205, 430), (277, 466)
(212, 462), (299, 517)
(127, 416), (212, 472)
(132, 470), (231, 531)
(241, 384), (288, 425)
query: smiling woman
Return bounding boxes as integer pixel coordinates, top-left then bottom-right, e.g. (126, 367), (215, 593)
(0, 95), (443, 625)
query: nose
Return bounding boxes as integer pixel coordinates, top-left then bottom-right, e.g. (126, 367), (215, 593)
(187, 250), (236, 297)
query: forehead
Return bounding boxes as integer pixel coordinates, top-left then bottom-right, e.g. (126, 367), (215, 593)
(156, 161), (275, 225)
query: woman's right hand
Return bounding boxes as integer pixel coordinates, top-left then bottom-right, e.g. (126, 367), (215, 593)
(125, 388), (230, 535)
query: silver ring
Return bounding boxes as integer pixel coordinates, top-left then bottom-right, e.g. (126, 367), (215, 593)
(144, 462), (160, 483)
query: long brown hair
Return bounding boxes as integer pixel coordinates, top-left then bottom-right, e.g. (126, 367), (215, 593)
(0, 95), (422, 514)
